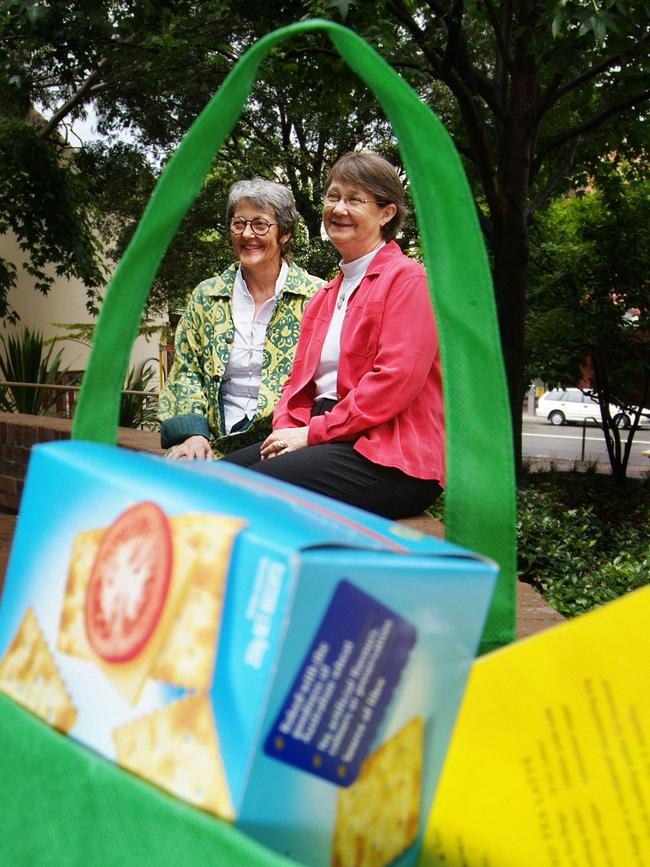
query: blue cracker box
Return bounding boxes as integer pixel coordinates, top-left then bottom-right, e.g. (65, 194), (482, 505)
(0, 441), (496, 867)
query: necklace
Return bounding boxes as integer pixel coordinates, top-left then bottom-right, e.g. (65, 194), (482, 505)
(336, 279), (358, 310)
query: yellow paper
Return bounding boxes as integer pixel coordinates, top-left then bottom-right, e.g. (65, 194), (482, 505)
(421, 585), (650, 866)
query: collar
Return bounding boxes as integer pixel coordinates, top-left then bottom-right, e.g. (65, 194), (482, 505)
(339, 242), (385, 283)
(322, 240), (403, 291)
(205, 260), (312, 298)
(233, 259), (288, 301)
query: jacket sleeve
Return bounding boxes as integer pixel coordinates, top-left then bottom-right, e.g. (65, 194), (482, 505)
(158, 293), (213, 448)
(307, 267), (438, 445)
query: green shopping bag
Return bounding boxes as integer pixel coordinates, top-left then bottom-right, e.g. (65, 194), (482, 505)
(0, 20), (515, 867)
(74, 18), (516, 655)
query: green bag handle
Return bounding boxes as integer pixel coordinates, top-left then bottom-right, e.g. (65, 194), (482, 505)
(72, 19), (516, 653)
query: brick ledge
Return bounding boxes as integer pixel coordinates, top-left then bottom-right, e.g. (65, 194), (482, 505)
(0, 417), (565, 641)
(0, 411), (162, 511)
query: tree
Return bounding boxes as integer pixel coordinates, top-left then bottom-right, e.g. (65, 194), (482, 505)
(1, 1), (402, 314)
(0, 114), (105, 320)
(86, 15), (407, 284)
(4, 0), (649, 477)
(0, 0), (248, 317)
(0, 0), (167, 318)
(283, 0), (650, 468)
(527, 160), (649, 483)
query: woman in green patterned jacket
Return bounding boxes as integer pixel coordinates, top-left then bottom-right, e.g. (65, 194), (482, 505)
(158, 179), (322, 459)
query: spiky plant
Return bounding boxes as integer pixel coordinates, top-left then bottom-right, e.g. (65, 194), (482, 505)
(119, 361), (159, 430)
(0, 327), (74, 414)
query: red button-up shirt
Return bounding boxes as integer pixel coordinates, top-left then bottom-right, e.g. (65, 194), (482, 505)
(273, 242), (445, 483)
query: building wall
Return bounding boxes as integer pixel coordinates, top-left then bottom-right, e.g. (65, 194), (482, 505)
(1, 231), (165, 384)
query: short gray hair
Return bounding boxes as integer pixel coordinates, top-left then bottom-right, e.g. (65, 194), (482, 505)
(226, 178), (298, 238)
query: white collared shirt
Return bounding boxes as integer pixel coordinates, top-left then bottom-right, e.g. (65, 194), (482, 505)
(313, 244), (385, 401)
(221, 261), (288, 432)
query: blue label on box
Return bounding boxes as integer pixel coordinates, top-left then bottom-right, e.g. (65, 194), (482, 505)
(264, 579), (416, 786)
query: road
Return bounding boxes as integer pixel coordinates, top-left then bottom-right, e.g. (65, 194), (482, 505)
(522, 416), (650, 476)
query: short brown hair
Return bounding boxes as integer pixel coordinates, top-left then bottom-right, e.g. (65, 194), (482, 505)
(324, 151), (407, 240)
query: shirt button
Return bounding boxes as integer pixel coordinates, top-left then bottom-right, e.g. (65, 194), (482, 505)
(225, 336), (233, 344)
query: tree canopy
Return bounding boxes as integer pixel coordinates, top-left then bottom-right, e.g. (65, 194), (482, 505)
(303, 0), (650, 464)
(1, 0), (649, 468)
(527, 159), (649, 481)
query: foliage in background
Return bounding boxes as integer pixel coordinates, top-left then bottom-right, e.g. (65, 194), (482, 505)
(517, 473), (650, 618)
(50, 319), (166, 345)
(119, 361), (158, 430)
(76, 52), (407, 307)
(527, 161), (649, 483)
(2, 0), (649, 473)
(428, 469), (650, 619)
(0, 118), (105, 320)
(284, 0), (650, 472)
(0, 0), (203, 320)
(0, 326), (75, 414)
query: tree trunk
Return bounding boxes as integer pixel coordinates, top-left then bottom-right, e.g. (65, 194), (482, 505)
(487, 4), (539, 476)
(492, 207), (527, 473)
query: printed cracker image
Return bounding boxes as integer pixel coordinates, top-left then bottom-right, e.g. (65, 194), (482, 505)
(112, 691), (233, 819)
(151, 513), (243, 690)
(57, 527), (105, 660)
(56, 505), (243, 701)
(331, 715), (423, 867)
(0, 606), (77, 733)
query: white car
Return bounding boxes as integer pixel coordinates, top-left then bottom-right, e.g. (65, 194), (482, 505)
(536, 388), (650, 428)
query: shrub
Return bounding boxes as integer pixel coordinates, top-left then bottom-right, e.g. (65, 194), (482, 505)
(0, 327), (75, 414)
(517, 473), (649, 617)
(428, 472), (650, 618)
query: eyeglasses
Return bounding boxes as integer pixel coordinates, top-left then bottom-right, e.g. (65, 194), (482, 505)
(230, 217), (278, 236)
(322, 193), (381, 210)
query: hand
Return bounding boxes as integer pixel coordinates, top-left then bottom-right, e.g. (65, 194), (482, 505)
(167, 435), (213, 461)
(260, 427), (309, 460)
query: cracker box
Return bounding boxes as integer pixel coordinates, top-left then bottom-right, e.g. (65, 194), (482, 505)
(0, 441), (497, 866)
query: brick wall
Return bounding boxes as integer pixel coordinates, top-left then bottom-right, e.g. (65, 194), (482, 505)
(0, 412), (163, 512)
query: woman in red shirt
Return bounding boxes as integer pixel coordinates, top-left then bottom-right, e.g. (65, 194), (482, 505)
(223, 151), (444, 519)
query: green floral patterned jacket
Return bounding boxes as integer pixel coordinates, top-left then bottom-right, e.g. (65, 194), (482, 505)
(158, 261), (322, 457)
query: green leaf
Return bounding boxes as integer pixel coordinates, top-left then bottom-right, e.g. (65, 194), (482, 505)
(551, 10), (565, 38)
(593, 17), (607, 43)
